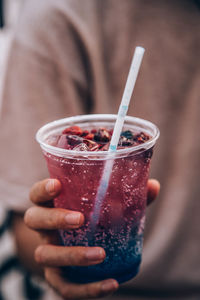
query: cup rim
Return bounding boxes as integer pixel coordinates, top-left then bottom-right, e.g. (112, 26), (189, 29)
(36, 114), (160, 159)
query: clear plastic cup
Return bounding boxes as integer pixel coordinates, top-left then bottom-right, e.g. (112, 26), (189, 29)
(36, 114), (159, 284)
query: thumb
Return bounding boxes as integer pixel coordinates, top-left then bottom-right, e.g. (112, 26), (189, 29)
(147, 179), (160, 206)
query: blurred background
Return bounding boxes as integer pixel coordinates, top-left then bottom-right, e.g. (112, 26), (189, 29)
(0, 1), (199, 299)
(0, 0), (24, 111)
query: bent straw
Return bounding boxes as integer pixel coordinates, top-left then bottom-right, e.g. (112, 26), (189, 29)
(90, 47), (145, 230)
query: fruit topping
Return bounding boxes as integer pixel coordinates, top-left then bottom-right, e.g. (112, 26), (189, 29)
(94, 128), (111, 143)
(134, 132), (149, 144)
(66, 135), (83, 147)
(48, 125), (150, 151)
(62, 126), (83, 136)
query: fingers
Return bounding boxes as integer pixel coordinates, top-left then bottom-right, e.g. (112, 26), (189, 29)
(29, 179), (61, 204)
(27, 178), (84, 232)
(24, 207), (84, 230)
(147, 179), (160, 206)
(45, 268), (118, 299)
(30, 178), (160, 208)
(35, 245), (106, 267)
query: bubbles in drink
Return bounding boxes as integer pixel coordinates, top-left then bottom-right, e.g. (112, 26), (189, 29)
(43, 124), (152, 283)
(45, 145), (151, 283)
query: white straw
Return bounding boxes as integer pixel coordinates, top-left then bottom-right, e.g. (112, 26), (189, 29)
(109, 46), (145, 152)
(90, 47), (145, 229)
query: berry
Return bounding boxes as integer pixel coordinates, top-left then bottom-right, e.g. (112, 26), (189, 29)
(62, 126), (83, 136)
(66, 135), (83, 146)
(94, 128), (111, 143)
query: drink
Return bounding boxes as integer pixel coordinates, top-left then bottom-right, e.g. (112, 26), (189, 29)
(36, 114), (159, 283)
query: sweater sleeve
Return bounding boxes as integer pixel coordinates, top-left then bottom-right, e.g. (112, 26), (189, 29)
(0, 1), (93, 211)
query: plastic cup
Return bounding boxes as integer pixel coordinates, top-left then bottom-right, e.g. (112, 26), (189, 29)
(36, 114), (159, 284)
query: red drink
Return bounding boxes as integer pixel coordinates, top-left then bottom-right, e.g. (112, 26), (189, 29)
(36, 114), (159, 283)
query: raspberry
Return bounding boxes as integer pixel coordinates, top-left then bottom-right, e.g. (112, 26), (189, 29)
(84, 133), (94, 140)
(62, 126), (83, 136)
(81, 130), (89, 137)
(91, 129), (97, 134)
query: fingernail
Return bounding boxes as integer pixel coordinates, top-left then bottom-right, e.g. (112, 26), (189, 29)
(101, 280), (118, 294)
(65, 213), (81, 225)
(85, 248), (105, 261)
(46, 180), (56, 195)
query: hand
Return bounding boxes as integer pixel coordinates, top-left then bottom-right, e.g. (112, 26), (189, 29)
(24, 178), (160, 299)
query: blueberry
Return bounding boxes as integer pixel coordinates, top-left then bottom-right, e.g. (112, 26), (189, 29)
(120, 130), (133, 139)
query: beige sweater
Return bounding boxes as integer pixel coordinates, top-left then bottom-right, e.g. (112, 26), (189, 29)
(0, 0), (200, 299)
